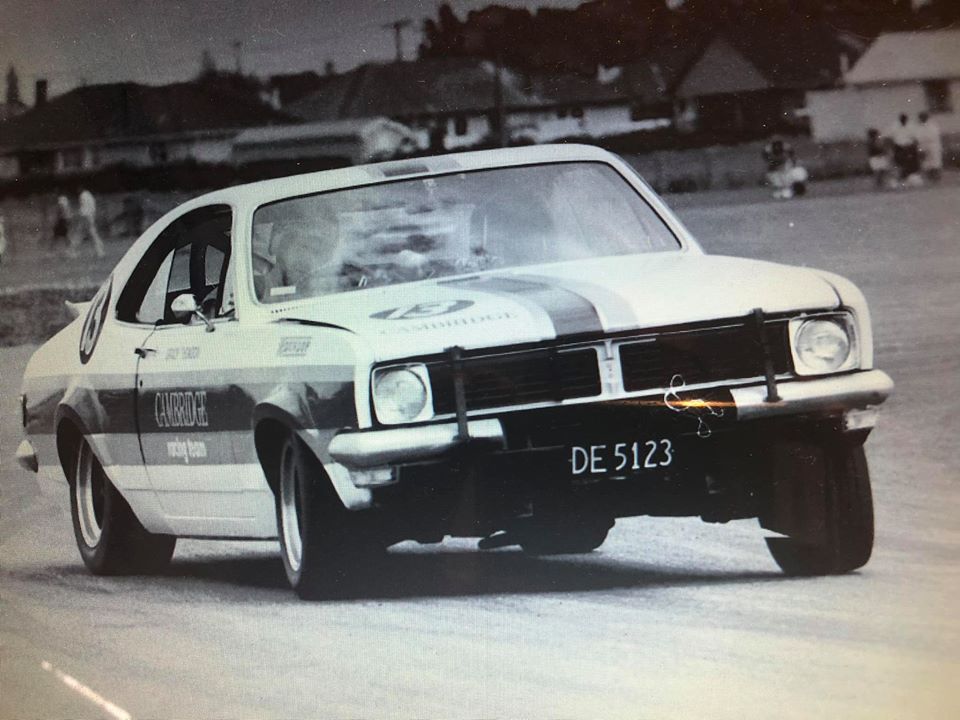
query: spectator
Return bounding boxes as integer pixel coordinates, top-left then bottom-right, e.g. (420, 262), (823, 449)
(885, 114), (921, 185)
(74, 188), (105, 257)
(762, 136), (807, 199)
(53, 192), (71, 248)
(916, 112), (943, 182)
(866, 128), (892, 189)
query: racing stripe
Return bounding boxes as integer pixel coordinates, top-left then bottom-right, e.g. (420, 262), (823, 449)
(443, 275), (603, 337)
(514, 273), (639, 332)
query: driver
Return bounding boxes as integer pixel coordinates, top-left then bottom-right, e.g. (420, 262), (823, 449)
(262, 206), (341, 299)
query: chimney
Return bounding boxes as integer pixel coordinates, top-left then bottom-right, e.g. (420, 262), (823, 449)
(35, 79), (48, 107)
(324, 61), (335, 76)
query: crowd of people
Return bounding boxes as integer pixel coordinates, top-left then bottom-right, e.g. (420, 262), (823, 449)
(867, 112), (943, 189)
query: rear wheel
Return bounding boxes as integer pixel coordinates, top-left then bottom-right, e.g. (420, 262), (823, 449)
(276, 434), (379, 599)
(70, 440), (175, 574)
(519, 514), (613, 556)
(766, 443), (873, 575)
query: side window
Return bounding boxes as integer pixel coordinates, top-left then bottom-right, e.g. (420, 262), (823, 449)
(116, 205), (233, 325)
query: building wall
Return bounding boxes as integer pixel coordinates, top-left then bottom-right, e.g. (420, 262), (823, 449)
(808, 79), (960, 141)
(444, 114), (491, 149)
(511, 105), (669, 143)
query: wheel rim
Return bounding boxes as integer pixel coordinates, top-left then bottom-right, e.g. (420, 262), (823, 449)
(279, 443), (304, 573)
(75, 444), (105, 547)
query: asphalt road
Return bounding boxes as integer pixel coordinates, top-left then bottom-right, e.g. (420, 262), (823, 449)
(2, 183), (958, 719)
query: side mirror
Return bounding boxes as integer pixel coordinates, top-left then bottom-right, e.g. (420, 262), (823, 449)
(170, 293), (214, 332)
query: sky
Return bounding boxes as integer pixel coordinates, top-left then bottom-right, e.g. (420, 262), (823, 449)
(1, 0), (584, 98)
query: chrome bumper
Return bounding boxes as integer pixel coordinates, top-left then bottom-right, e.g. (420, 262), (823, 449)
(731, 369), (893, 421)
(329, 370), (893, 469)
(16, 439), (38, 473)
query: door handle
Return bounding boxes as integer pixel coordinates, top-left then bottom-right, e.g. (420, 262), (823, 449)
(134, 347), (156, 358)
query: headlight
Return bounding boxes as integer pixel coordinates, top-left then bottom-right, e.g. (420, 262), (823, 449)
(372, 365), (433, 424)
(791, 315), (858, 375)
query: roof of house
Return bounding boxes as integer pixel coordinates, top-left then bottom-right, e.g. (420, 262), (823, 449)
(844, 29), (960, 85)
(288, 57), (541, 122)
(676, 20), (851, 97)
(0, 81), (294, 150)
(0, 99), (27, 123)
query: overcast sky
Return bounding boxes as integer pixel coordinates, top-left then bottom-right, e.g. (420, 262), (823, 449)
(1, 0), (584, 97)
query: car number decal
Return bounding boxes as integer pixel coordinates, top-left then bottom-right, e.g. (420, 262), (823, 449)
(371, 300), (473, 320)
(78, 278), (112, 364)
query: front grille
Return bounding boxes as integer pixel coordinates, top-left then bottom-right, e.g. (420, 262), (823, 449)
(429, 348), (601, 414)
(619, 321), (791, 392)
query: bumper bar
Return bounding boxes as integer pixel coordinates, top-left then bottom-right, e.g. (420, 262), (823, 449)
(330, 370), (893, 468)
(731, 369), (893, 421)
(329, 418), (506, 468)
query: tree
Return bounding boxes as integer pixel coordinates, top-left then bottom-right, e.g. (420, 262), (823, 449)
(6, 65), (21, 106)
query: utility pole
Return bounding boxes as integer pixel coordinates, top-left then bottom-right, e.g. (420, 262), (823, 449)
(232, 40), (243, 74)
(382, 19), (412, 62)
(492, 50), (507, 148)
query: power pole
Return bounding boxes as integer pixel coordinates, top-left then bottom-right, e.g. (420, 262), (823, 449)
(383, 19), (413, 62)
(232, 40), (243, 74)
(493, 50), (507, 148)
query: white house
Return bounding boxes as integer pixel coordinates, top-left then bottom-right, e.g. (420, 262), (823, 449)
(807, 29), (960, 141)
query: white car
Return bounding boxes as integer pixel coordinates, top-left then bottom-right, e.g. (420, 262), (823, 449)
(17, 145), (893, 598)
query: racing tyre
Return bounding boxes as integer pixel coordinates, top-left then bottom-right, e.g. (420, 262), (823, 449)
(276, 434), (379, 599)
(519, 515), (613, 556)
(766, 444), (873, 576)
(70, 440), (176, 575)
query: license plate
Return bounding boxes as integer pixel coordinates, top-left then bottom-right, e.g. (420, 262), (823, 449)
(568, 439), (675, 478)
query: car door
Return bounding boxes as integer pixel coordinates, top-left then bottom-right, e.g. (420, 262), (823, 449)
(121, 205), (260, 536)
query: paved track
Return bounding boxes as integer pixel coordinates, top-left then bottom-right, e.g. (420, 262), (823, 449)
(2, 184), (958, 719)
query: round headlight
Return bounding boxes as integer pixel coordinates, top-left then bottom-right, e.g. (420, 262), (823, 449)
(794, 319), (852, 374)
(374, 368), (429, 423)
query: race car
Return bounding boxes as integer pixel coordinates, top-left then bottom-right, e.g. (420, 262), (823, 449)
(16, 144), (893, 598)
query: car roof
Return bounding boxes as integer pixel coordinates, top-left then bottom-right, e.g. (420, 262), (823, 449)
(182, 143), (623, 211)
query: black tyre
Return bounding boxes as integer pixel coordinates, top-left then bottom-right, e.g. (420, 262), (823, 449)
(766, 443), (873, 576)
(519, 515), (613, 556)
(70, 440), (176, 575)
(275, 434), (379, 599)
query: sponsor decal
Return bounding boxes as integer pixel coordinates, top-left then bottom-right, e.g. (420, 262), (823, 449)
(164, 346), (200, 361)
(166, 437), (208, 464)
(278, 337), (311, 357)
(383, 311), (517, 334)
(154, 390), (209, 429)
(663, 374), (725, 439)
(79, 278), (112, 364)
(371, 300), (474, 320)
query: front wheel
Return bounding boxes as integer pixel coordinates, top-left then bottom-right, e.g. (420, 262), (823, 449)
(275, 434), (379, 599)
(70, 440), (175, 574)
(766, 443), (873, 576)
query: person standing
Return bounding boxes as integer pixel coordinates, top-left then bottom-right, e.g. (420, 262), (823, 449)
(886, 113), (921, 185)
(52, 192), (71, 248)
(75, 187), (105, 257)
(916, 112), (943, 182)
(866, 128), (891, 189)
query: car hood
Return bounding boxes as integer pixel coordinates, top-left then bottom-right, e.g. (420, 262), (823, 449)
(281, 254), (839, 361)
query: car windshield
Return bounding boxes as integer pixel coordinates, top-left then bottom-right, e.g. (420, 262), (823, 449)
(251, 161), (679, 303)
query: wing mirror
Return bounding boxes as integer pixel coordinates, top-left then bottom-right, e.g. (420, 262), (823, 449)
(170, 293), (215, 332)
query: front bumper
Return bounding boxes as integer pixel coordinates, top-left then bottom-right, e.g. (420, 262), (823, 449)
(330, 370), (893, 469)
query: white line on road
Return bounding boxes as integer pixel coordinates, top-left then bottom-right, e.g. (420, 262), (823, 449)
(40, 660), (133, 720)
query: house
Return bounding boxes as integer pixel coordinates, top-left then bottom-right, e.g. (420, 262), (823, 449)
(0, 81), (292, 179)
(672, 22), (862, 136)
(287, 57), (545, 150)
(232, 117), (418, 170)
(806, 29), (960, 141)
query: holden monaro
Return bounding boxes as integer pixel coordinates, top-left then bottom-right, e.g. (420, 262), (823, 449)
(17, 145), (893, 598)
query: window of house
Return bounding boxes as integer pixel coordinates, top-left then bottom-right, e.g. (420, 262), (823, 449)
(61, 148), (84, 170)
(571, 106), (584, 119)
(117, 205), (233, 325)
(453, 114), (469, 136)
(924, 80), (953, 114)
(149, 142), (169, 164)
(630, 104), (646, 122)
(556, 107), (569, 119)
